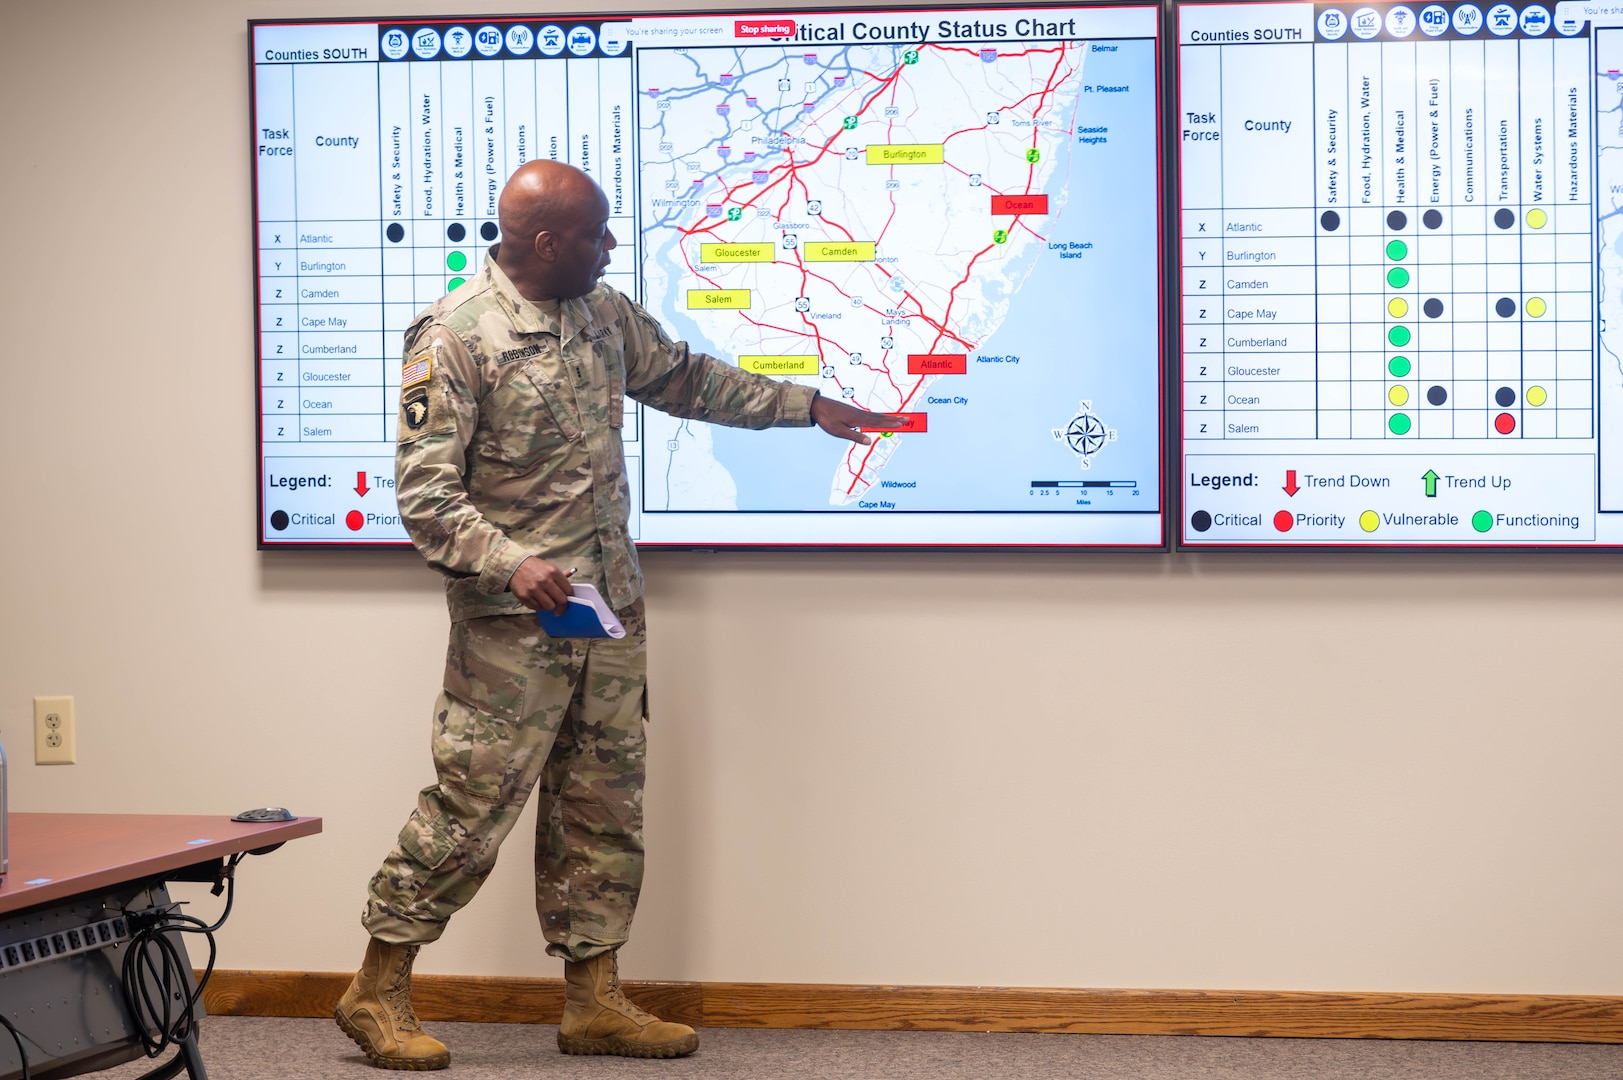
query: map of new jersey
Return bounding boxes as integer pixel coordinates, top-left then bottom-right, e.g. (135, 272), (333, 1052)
(637, 28), (1160, 514)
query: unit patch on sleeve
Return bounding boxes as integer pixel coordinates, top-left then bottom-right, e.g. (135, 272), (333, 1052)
(402, 386), (431, 430)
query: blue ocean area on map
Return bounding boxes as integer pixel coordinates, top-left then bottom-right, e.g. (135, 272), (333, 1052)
(675, 39), (1160, 512)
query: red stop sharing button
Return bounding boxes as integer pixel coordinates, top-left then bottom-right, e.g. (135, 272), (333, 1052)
(991, 194), (1048, 215)
(860, 412), (928, 433)
(907, 353), (967, 375)
(736, 18), (796, 37)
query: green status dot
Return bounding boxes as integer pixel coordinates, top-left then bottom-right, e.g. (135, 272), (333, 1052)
(1388, 355), (1411, 378)
(1472, 510), (1494, 533)
(447, 251), (468, 272)
(1386, 239), (1408, 261)
(1388, 325), (1411, 347)
(1387, 267), (1410, 288)
(1388, 413), (1412, 435)
(446, 277), (466, 291)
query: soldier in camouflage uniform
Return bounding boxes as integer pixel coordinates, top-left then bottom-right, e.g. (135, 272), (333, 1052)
(334, 160), (896, 1070)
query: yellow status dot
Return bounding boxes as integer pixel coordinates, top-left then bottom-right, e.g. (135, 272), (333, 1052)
(1360, 510), (1380, 533)
(1525, 296), (1547, 318)
(1526, 208), (1548, 229)
(1388, 297), (1409, 318)
(1527, 385), (1548, 407)
(1388, 384), (1409, 406)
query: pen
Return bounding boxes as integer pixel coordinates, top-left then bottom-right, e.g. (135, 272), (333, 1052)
(565, 567), (577, 578)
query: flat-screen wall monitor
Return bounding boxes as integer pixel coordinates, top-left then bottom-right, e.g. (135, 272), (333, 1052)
(1177, 1), (1614, 548)
(253, 5), (1165, 549)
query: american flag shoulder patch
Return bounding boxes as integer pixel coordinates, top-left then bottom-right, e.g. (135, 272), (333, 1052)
(401, 352), (433, 389)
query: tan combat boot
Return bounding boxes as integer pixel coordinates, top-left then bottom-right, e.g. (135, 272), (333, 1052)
(558, 951), (699, 1058)
(334, 938), (451, 1070)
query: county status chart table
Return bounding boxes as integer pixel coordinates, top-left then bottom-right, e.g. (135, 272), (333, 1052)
(255, 23), (639, 542)
(1177, 1), (1608, 547)
(1181, 4), (1589, 444)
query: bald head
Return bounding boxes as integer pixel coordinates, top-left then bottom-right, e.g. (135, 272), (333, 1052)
(495, 161), (617, 301)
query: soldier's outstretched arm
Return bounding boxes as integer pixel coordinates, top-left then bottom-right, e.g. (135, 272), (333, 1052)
(614, 293), (908, 440)
(615, 293), (816, 429)
(394, 327), (536, 594)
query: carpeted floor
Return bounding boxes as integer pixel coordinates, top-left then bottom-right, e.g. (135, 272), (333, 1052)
(88, 1015), (1623, 1079)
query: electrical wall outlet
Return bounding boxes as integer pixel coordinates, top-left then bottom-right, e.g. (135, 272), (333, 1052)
(33, 696), (75, 765)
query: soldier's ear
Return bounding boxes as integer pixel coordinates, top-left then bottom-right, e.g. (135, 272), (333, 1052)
(533, 230), (557, 263)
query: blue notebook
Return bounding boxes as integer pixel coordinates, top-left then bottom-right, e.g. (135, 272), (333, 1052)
(535, 583), (627, 639)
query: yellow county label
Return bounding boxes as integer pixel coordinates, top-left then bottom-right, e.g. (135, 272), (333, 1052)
(699, 243), (775, 263)
(803, 241), (876, 262)
(687, 289), (751, 309)
(739, 355), (819, 376)
(866, 143), (945, 165)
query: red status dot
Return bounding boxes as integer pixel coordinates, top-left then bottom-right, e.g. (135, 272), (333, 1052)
(1494, 412), (1516, 435)
(345, 510), (364, 531)
(1273, 510), (1294, 532)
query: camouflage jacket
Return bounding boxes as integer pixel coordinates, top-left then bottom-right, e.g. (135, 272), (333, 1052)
(396, 252), (816, 619)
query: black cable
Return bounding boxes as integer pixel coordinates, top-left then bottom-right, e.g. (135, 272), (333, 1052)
(119, 853), (242, 1059)
(0, 1014), (29, 1080)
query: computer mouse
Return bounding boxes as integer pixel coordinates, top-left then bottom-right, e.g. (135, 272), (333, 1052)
(232, 807), (295, 823)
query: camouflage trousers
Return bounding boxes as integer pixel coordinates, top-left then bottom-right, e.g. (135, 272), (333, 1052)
(363, 602), (648, 962)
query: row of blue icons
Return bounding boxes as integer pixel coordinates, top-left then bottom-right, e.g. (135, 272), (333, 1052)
(1318, 3), (1576, 40)
(380, 24), (629, 62)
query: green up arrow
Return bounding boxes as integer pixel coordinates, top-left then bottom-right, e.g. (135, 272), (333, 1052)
(1422, 469), (1439, 498)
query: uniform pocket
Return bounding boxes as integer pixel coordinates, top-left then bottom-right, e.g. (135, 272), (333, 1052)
(439, 622), (530, 801)
(396, 810), (455, 872)
(483, 360), (581, 471)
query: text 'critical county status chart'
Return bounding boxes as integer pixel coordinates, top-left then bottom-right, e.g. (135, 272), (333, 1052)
(1177, 0), (1617, 547)
(252, 6), (1165, 549)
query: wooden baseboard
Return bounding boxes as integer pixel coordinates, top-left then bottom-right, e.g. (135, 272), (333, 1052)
(200, 970), (1623, 1043)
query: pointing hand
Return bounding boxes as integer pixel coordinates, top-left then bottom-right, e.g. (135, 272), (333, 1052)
(810, 394), (908, 445)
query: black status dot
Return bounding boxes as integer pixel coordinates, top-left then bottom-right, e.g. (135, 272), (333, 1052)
(1496, 386), (1517, 408)
(1191, 510), (1213, 533)
(1387, 210), (1408, 231)
(1495, 297), (1517, 318)
(1494, 208), (1516, 229)
(270, 510), (290, 531)
(1423, 209), (1443, 229)
(1423, 298), (1444, 319)
(1427, 385), (1448, 406)
(1320, 210), (1341, 232)
(386, 223), (405, 243)
(447, 222), (466, 242)
(480, 221), (500, 241)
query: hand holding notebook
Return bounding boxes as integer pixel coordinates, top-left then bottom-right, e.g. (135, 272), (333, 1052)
(535, 583), (626, 639)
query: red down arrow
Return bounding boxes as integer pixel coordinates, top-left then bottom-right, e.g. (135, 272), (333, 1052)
(1283, 469), (1300, 496)
(355, 471), (369, 496)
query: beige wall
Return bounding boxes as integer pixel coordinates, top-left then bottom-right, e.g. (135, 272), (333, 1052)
(3, 0), (1621, 996)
